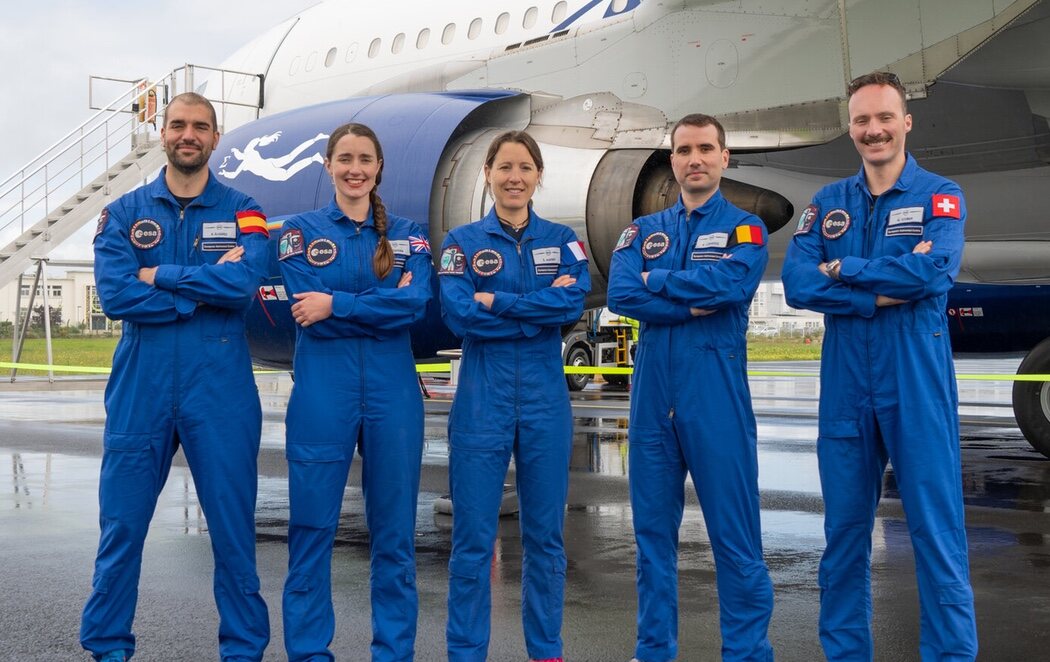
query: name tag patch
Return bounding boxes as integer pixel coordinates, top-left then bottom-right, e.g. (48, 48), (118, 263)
(532, 247), (560, 275)
(202, 222), (237, 239)
(202, 240), (237, 252)
(886, 206), (924, 237)
(390, 239), (410, 267)
(695, 232), (728, 250)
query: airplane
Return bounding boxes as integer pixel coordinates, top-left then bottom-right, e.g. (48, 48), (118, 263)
(5, 2), (1046, 454)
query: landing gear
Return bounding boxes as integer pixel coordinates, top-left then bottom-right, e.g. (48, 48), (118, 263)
(1012, 336), (1050, 458)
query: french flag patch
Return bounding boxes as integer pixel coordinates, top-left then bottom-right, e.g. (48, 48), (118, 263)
(567, 240), (587, 262)
(932, 194), (962, 219)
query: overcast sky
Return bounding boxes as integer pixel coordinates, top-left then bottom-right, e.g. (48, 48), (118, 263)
(0, 0), (319, 259)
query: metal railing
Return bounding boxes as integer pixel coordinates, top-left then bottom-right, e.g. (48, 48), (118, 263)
(0, 64), (263, 250)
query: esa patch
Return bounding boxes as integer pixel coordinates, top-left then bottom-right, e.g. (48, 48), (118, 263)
(278, 229), (304, 261)
(795, 204), (818, 235)
(439, 245), (466, 275)
(821, 209), (850, 240)
(932, 193), (962, 219)
(129, 219), (162, 249)
(640, 231), (670, 260)
(306, 238), (338, 267)
(614, 224), (639, 251)
(471, 249), (503, 276)
(93, 208), (109, 242)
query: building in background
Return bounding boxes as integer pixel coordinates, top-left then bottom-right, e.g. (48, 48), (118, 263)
(0, 267), (114, 333)
(748, 282), (823, 338)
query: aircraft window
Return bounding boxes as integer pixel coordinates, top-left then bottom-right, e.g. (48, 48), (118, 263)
(417, 28), (430, 49)
(442, 23), (456, 45)
(305, 51), (319, 72)
(345, 42), (358, 63)
(368, 38), (381, 58)
(289, 56), (301, 76)
(523, 7), (538, 29)
(392, 32), (405, 54)
(610, 0), (628, 11)
(469, 17), (482, 39)
(552, 2), (568, 24)
(496, 12), (510, 35)
(324, 47), (337, 68)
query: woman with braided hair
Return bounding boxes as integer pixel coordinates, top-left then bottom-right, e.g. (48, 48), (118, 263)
(277, 122), (433, 662)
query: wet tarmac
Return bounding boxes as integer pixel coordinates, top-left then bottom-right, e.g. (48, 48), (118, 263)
(1, 358), (1049, 661)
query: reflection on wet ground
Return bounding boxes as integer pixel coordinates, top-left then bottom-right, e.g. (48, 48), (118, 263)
(1, 358), (1049, 660)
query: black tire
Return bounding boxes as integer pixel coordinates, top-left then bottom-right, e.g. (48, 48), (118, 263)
(1011, 336), (1050, 458)
(565, 344), (592, 391)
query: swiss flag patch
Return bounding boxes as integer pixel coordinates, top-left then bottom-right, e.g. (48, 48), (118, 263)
(932, 194), (962, 219)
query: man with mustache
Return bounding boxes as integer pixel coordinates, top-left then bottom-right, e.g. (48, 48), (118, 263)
(81, 93), (271, 662)
(608, 114), (774, 662)
(782, 72), (978, 660)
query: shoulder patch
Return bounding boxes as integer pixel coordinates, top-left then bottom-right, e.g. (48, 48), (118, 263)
(566, 240), (587, 262)
(409, 234), (431, 254)
(93, 208), (109, 243)
(794, 204), (817, 235)
(614, 224), (640, 251)
(438, 245), (466, 275)
(278, 228), (304, 261)
(236, 210), (269, 238)
(727, 224), (765, 247)
(932, 193), (962, 219)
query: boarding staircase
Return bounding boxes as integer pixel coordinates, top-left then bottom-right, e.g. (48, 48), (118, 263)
(0, 64), (264, 289)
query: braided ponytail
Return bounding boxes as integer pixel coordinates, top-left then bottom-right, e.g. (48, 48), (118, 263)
(370, 188), (394, 279)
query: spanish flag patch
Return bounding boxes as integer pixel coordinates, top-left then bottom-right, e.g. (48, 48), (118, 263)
(731, 224), (764, 246)
(236, 210), (269, 238)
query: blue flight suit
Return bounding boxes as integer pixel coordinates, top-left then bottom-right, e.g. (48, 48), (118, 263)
(278, 200), (432, 662)
(81, 168), (270, 661)
(438, 208), (590, 662)
(607, 192), (774, 662)
(781, 154), (977, 661)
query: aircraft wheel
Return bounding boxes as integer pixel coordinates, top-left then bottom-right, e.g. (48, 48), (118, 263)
(1012, 336), (1050, 458)
(565, 343), (592, 391)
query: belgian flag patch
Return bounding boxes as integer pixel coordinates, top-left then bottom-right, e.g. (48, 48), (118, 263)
(728, 224), (764, 247)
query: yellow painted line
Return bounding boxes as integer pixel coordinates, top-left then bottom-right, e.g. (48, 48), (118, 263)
(1, 361), (1046, 382)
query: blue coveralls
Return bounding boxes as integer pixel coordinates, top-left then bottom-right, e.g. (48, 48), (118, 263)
(81, 168), (270, 661)
(781, 154), (978, 661)
(277, 200), (432, 662)
(607, 193), (774, 662)
(438, 209), (590, 662)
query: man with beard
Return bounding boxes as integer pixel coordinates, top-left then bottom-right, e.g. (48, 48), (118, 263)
(80, 93), (271, 662)
(782, 72), (978, 660)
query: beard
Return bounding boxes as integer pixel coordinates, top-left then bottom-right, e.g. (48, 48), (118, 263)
(165, 142), (211, 176)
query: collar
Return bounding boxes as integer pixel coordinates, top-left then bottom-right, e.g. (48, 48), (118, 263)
(678, 190), (726, 221)
(479, 206), (540, 240)
(851, 153), (918, 197)
(324, 197), (375, 227)
(148, 167), (222, 208)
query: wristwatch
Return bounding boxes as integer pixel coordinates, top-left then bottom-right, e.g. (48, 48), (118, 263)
(826, 258), (842, 279)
